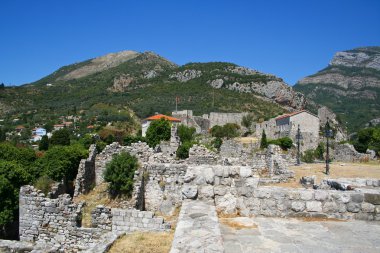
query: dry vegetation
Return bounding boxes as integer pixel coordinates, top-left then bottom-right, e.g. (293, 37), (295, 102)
(73, 183), (131, 227)
(219, 217), (258, 230)
(271, 162), (380, 188)
(108, 231), (174, 253)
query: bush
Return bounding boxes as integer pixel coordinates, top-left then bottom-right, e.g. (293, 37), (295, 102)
(103, 152), (139, 197)
(177, 125), (196, 143)
(123, 135), (146, 146)
(301, 149), (315, 163)
(212, 137), (223, 150)
(0, 143), (36, 167)
(176, 141), (193, 159)
(241, 114), (254, 129)
(210, 123), (240, 139)
(34, 175), (54, 195)
(146, 118), (171, 147)
(314, 143), (325, 160)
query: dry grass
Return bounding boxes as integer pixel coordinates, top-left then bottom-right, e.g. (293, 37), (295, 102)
(270, 162), (380, 188)
(219, 218), (258, 230)
(155, 206), (181, 231)
(108, 231), (174, 253)
(73, 183), (128, 227)
(236, 137), (259, 144)
(298, 216), (345, 222)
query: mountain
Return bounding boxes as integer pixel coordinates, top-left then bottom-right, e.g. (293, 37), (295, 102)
(0, 50), (305, 126)
(294, 46), (380, 132)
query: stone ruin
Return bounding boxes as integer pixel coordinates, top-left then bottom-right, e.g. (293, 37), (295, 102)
(334, 143), (376, 162)
(2, 136), (380, 252)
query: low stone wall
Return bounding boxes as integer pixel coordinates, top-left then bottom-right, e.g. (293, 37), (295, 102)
(74, 144), (97, 197)
(219, 139), (258, 165)
(111, 209), (170, 232)
(321, 178), (380, 188)
(245, 187), (380, 220)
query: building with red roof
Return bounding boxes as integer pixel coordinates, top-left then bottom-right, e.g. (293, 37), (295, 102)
(142, 114), (181, 137)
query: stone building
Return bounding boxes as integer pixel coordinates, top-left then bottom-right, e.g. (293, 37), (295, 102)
(255, 110), (320, 151)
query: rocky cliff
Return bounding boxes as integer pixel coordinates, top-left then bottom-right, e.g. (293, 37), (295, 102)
(294, 46), (380, 132)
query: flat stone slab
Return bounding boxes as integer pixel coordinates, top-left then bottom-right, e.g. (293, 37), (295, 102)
(170, 200), (224, 253)
(221, 217), (380, 253)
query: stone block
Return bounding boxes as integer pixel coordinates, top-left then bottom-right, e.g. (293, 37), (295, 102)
(364, 193), (380, 205)
(239, 167), (252, 178)
(323, 202), (339, 213)
(351, 193), (364, 203)
(199, 185), (214, 199)
(306, 201), (322, 212)
(220, 177), (232, 185)
(214, 185), (227, 196)
(346, 202), (361, 213)
(254, 188), (271, 199)
(245, 176), (259, 188)
(300, 191), (314, 201)
(332, 193), (350, 203)
(182, 185), (198, 199)
(314, 190), (328, 201)
(291, 201), (306, 212)
(287, 191), (300, 200)
(144, 211), (153, 218)
(361, 203), (375, 213)
(277, 199), (290, 211)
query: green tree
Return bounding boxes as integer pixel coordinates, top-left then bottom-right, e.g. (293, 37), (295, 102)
(33, 144), (87, 183)
(103, 152), (139, 197)
(0, 128), (5, 142)
(210, 123), (240, 139)
(212, 137), (223, 151)
(146, 118), (171, 147)
(50, 128), (71, 146)
(0, 143), (36, 167)
(177, 125), (196, 143)
(39, 135), (49, 151)
(301, 149), (315, 163)
(260, 130), (268, 149)
(0, 161), (32, 229)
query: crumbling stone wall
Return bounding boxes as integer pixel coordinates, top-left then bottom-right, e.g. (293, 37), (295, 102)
(19, 186), (103, 252)
(334, 143), (372, 162)
(219, 139), (258, 165)
(208, 112), (248, 128)
(134, 163), (188, 215)
(95, 142), (155, 185)
(188, 145), (218, 165)
(74, 144), (97, 197)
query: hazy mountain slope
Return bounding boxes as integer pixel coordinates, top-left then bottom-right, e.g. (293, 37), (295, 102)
(294, 46), (380, 132)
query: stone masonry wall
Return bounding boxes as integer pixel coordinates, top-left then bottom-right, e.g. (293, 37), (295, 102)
(19, 186), (103, 252)
(334, 143), (373, 162)
(74, 144), (97, 197)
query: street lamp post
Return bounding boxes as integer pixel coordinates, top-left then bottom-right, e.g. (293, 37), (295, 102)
(295, 124), (303, 166)
(324, 118), (333, 175)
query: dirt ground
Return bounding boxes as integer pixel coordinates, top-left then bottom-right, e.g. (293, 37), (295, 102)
(271, 161), (380, 188)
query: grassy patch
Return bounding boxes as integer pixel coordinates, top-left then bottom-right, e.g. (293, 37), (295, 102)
(108, 231), (174, 253)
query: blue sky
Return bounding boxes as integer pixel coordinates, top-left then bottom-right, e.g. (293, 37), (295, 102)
(0, 0), (379, 86)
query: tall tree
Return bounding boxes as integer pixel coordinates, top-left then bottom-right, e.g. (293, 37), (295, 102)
(146, 118), (171, 147)
(50, 128), (71, 146)
(260, 130), (268, 149)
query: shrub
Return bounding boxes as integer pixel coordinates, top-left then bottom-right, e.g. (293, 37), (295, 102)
(301, 149), (315, 163)
(176, 141), (193, 159)
(314, 143), (325, 160)
(123, 135), (146, 146)
(146, 118), (171, 148)
(241, 114), (254, 129)
(34, 175), (54, 195)
(278, 137), (293, 150)
(103, 152), (139, 197)
(212, 137), (223, 150)
(177, 125), (196, 143)
(210, 123), (240, 139)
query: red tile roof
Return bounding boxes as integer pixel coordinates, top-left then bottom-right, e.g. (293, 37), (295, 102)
(276, 110), (307, 121)
(145, 114), (181, 122)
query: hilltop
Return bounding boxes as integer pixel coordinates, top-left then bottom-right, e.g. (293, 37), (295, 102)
(294, 46), (380, 132)
(0, 50), (305, 125)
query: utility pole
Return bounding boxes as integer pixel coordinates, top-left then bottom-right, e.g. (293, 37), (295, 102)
(296, 124), (302, 165)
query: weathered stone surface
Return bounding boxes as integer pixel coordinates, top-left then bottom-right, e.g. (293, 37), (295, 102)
(182, 185), (198, 199)
(306, 201), (322, 212)
(291, 201), (306, 212)
(215, 193), (238, 214)
(361, 202), (375, 213)
(364, 193), (380, 205)
(347, 202), (361, 213)
(170, 200), (224, 253)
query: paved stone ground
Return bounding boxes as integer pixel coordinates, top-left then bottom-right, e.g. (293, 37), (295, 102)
(170, 200), (224, 253)
(221, 217), (380, 253)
